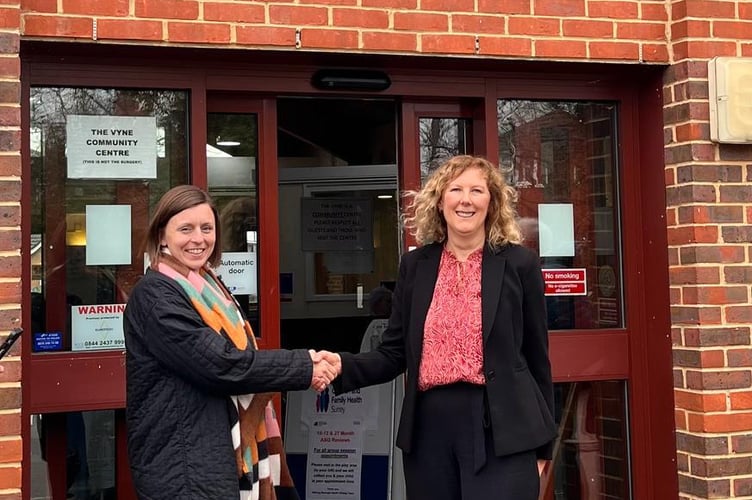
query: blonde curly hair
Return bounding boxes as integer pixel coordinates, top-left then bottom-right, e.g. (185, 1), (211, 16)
(403, 155), (521, 248)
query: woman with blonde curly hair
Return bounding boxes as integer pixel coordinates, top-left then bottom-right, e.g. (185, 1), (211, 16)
(321, 155), (556, 500)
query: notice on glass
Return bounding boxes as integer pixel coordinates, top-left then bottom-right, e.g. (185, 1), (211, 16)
(301, 198), (373, 252)
(306, 419), (364, 500)
(66, 115), (157, 179)
(86, 205), (132, 266)
(71, 303), (126, 351)
(215, 251), (257, 298)
(538, 203), (575, 257)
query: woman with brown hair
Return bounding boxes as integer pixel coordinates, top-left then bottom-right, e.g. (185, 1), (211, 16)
(124, 185), (335, 500)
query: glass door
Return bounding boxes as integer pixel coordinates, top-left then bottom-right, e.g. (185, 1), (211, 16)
(275, 97), (403, 500)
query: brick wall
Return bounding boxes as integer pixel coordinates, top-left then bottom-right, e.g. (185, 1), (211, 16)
(0, 0), (22, 497)
(665, 2), (752, 499)
(19, 0), (670, 63)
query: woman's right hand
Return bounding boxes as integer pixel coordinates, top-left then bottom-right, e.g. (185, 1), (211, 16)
(309, 350), (339, 392)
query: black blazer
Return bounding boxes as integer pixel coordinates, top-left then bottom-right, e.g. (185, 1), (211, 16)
(337, 242), (557, 459)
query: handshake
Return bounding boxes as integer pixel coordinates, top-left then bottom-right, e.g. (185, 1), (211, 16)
(308, 350), (342, 392)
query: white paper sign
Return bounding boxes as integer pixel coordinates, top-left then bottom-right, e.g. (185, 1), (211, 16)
(86, 205), (132, 266)
(71, 303), (126, 351)
(538, 203), (575, 257)
(67, 115), (157, 179)
(306, 419), (364, 500)
(215, 251), (257, 298)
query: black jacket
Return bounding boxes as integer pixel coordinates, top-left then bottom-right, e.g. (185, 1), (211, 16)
(124, 270), (312, 499)
(336, 243), (557, 459)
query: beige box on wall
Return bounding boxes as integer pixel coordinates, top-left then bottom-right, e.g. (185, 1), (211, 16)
(709, 57), (752, 144)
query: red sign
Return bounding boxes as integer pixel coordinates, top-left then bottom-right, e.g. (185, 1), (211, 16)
(542, 268), (587, 296)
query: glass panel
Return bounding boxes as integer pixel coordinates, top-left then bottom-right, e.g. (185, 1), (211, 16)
(497, 100), (623, 330)
(31, 410), (117, 500)
(419, 117), (470, 182)
(547, 381), (631, 500)
(278, 97), (396, 168)
(206, 112), (260, 336)
(29, 87), (189, 353)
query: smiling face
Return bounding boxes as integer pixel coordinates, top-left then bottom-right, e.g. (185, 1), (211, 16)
(160, 203), (217, 271)
(439, 166), (491, 246)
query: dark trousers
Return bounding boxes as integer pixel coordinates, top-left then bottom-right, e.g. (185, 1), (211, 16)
(402, 383), (539, 500)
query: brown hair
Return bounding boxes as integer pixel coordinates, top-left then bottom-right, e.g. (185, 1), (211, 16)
(145, 185), (222, 269)
(403, 155), (521, 247)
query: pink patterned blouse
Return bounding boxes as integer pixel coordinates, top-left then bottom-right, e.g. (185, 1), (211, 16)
(418, 247), (486, 391)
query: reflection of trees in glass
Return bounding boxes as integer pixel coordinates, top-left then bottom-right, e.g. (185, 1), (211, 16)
(419, 118), (467, 180)
(497, 100), (583, 187)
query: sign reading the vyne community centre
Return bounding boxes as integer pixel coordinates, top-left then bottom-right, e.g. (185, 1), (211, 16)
(67, 115), (157, 179)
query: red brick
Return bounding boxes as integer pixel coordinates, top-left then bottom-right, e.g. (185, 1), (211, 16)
(667, 226), (718, 245)
(0, 256), (20, 278)
(0, 8), (20, 29)
(589, 41), (639, 60)
(333, 8), (388, 29)
(0, 414), (20, 436)
(675, 122), (710, 142)
(673, 40), (737, 60)
(452, 14), (506, 34)
(362, 0), (416, 7)
(671, 306), (722, 326)
(508, 17), (559, 36)
(677, 205), (743, 224)
(0, 282), (20, 303)
(481, 36), (531, 57)
(742, 3), (752, 19)
(730, 392), (752, 411)
(701, 350), (726, 368)
(62, 0), (128, 16)
(641, 3), (668, 21)
(676, 408), (687, 430)
(0, 438), (20, 463)
(300, 0), (355, 4)
(727, 306), (752, 325)
(0, 57), (19, 79)
(477, 0), (530, 14)
(0, 181), (20, 203)
(713, 21), (752, 40)
(0, 466), (20, 489)
(422, 0), (473, 11)
(669, 266), (720, 285)
(689, 412), (752, 433)
(729, 349), (752, 368)
(300, 29), (358, 50)
(535, 39), (586, 58)
(588, 1), (638, 19)
(674, 390), (726, 412)
(686, 369), (751, 391)
(203, 2), (264, 23)
(533, 0), (584, 16)
(680, 0), (737, 18)
(23, 15), (93, 37)
(236, 26), (296, 47)
(361, 31), (417, 52)
(394, 12), (448, 32)
(0, 230), (19, 252)
(682, 286), (748, 306)
(97, 19), (162, 41)
(0, 32), (18, 54)
(135, 0), (198, 20)
(421, 34), (475, 55)
(22, 0), (57, 12)
(642, 43), (669, 63)
(616, 22), (665, 40)
(671, 20), (711, 39)
(0, 106), (20, 127)
(562, 20), (613, 38)
(167, 22), (230, 43)
(269, 5), (327, 25)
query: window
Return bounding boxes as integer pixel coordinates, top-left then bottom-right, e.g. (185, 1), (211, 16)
(29, 87), (189, 353)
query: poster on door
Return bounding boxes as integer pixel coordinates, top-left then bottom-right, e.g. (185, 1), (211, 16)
(306, 418), (364, 500)
(66, 115), (157, 179)
(71, 303), (126, 351)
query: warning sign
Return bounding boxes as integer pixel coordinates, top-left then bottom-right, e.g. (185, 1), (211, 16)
(542, 268), (587, 296)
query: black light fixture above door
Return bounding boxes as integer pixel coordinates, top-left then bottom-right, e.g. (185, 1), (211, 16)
(311, 69), (391, 91)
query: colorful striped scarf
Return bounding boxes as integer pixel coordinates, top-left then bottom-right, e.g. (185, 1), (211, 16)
(158, 258), (299, 500)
